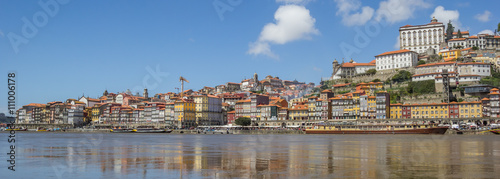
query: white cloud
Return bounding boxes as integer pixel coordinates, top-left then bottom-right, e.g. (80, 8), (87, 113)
(0, 30), (4, 37)
(475, 10), (491, 22)
(248, 42), (279, 59)
(313, 67), (322, 72)
(334, 0), (374, 26)
(431, 6), (462, 30)
(394, 35), (400, 49)
(248, 5), (319, 59)
(375, 0), (431, 24)
(276, 0), (311, 5)
(477, 29), (494, 35)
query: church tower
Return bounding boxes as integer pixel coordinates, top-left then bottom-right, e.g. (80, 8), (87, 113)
(143, 88), (148, 98)
(103, 89), (108, 96)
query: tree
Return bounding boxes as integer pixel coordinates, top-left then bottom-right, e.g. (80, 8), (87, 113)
(235, 117), (251, 126)
(457, 29), (462, 38)
(372, 78), (381, 82)
(391, 70), (412, 83)
(366, 69), (377, 75)
(417, 60), (426, 65)
(446, 20), (454, 41)
(497, 22), (500, 35)
(472, 46), (479, 50)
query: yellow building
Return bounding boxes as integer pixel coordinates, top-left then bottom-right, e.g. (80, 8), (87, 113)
(289, 104), (308, 120)
(367, 96), (376, 119)
(352, 92), (361, 119)
(429, 103), (448, 119)
(175, 99), (196, 128)
(390, 103), (402, 119)
(439, 49), (462, 61)
(356, 82), (383, 96)
(459, 101), (482, 118)
(193, 95), (208, 125)
(411, 103), (432, 119)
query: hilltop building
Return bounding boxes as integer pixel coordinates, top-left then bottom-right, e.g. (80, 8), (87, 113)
(399, 17), (445, 54)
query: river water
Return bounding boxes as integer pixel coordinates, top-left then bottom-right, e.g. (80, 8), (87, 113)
(1, 133), (499, 178)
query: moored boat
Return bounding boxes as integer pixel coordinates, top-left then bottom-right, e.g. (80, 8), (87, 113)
(305, 124), (448, 134)
(6, 127), (27, 131)
(110, 129), (136, 133)
(489, 129), (500, 135)
(134, 128), (172, 133)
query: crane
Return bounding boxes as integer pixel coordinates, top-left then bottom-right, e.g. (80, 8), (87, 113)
(179, 76), (189, 98)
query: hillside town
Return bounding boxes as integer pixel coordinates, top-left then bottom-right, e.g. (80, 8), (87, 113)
(14, 17), (500, 128)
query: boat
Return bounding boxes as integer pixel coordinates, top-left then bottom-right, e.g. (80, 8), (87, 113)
(37, 127), (53, 132)
(489, 129), (500, 135)
(6, 127), (27, 131)
(305, 124), (448, 134)
(110, 129), (136, 133)
(134, 128), (172, 133)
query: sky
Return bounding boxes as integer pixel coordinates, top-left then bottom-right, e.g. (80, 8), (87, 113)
(0, 0), (499, 116)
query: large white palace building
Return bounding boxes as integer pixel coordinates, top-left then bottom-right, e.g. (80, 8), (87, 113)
(399, 17), (445, 54)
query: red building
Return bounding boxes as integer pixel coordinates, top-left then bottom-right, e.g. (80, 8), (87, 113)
(402, 104), (411, 119)
(448, 102), (459, 118)
(227, 111), (235, 124)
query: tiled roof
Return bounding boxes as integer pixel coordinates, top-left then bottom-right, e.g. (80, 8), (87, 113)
(453, 31), (469, 35)
(448, 38), (466, 41)
(375, 49), (413, 57)
(341, 62), (375, 67)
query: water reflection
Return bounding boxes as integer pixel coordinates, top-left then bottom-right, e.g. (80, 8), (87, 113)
(2, 133), (499, 178)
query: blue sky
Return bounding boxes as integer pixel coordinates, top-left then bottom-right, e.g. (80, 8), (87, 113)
(0, 0), (499, 115)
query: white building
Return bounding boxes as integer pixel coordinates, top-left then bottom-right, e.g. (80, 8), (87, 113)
(375, 49), (418, 71)
(412, 62), (491, 82)
(331, 59), (376, 79)
(448, 38), (467, 49)
(399, 17), (445, 54)
(67, 101), (84, 125)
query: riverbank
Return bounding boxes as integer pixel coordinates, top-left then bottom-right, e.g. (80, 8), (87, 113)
(1, 128), (496, 135)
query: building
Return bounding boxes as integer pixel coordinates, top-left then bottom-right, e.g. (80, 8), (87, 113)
(331, 59), (376, 79)
(482, 88), (500, 118)
(452, 31), (469, 39)
(174, 99), (196, 128)
(390, 103), (402, 119)
(250, 94), (269, 122)
(375, 92), (390, 119)
(227, 111), (235, 124)
(235, 99), (251, 120)
(375, 49), (419, 71)
(355, 82), (383, 96)
(458, 101), (481, 118)
(399, 17), (445, 54)
(288, 104), (308, 120)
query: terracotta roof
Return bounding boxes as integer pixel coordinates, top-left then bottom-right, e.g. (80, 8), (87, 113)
(453, 31), (469, 35)
(468, 36), (478, 39)
(333, 83), (350, 87)
(341, 62), (375, 67)
(375, 49), (413, 57)
(482, 98), (490, 101)
(401, 25), (413, 27)
(369, 59), (376, 64)
(449, 38), (466, 41)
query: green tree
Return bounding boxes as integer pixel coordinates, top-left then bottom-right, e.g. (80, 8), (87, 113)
(235, 117), (251, 126)
(472, 46), (479, 50)
(391, 70), (412, 83)
(446, 20), (454, 41)
(372, 78), (381, 82)
(417, 60), (426, 65)
(366, 69), (377, 75)
(457, 29), (462, 38)
(497, 22), (500, 35)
